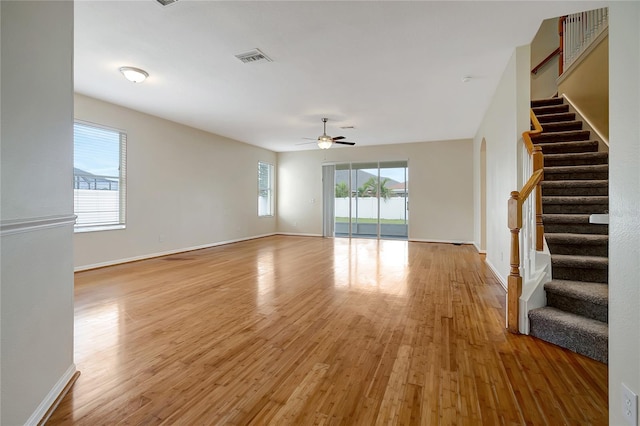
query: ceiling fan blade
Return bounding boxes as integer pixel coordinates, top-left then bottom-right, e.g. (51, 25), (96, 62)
(302, 137), (317, 140)
(332, 136), (345, 141)
(295, 141), (317, 146)
(334, 141), (356, 146)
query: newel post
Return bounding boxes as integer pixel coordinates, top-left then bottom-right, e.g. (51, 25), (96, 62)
(533, 146), (545, 251)
(507, 191), (522, 334)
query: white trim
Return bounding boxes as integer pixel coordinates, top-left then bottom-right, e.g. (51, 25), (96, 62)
(74, 224), (126, 233)
(484, 258), (507, 291)
(276, 232), (323, 238)
(0, 214), (76, 236)
(561, 93), (609, 148)
(26, 364), (77, 426)
(75, 233), (277, 271)
(409, 238), (474, 245)
(471, 242), (486, 254)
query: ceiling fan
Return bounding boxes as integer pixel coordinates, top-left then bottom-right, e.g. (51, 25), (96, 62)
(303, 118), (356, 149)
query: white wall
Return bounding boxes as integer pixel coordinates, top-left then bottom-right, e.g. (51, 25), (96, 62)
(277, 139), (473, 243)
(609, 3), (640, 425)
(0, 2), (75, 424)
(74, 95), (277, 269)
(473, 45), (531, 284)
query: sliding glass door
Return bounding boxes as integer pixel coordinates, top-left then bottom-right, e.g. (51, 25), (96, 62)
(333, 161), (408, 240)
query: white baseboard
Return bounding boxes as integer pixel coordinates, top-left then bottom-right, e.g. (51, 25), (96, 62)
(484, 258), (507, 291)
(471, 242), (486, 254)
(74, 233), (278, 271)
(409, 238), (474, 245)
(27, 364), (77, 426)
(276, 232), (323, 237)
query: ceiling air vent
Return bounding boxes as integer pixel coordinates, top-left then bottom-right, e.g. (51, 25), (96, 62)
(235, 49), (273, 64)
(156, 0), (179, 6)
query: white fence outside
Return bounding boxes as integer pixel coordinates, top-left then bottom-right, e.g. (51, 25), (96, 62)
(335, 197), (407, 221)
(74, 189), (120, 226)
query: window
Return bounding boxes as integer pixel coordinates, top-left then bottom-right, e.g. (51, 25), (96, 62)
(258, 161), (274, 217)
(73, 121), (126, 231)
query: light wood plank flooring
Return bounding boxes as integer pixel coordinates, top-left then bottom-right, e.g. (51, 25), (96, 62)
(48, 236), (607, 425)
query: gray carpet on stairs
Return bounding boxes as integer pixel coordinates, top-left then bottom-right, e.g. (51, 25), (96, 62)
(527, 97), (609, 364)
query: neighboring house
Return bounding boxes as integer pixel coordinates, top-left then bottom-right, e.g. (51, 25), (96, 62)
(73, 167), (119, 191)
(1, 2), (638, 426)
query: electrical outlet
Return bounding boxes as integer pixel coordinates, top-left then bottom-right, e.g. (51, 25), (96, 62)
(622, 383), (638, 425)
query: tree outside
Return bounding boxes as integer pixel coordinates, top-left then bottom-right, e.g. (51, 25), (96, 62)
(357, 177), (391, 200)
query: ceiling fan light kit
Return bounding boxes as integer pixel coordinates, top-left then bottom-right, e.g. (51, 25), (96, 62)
(315, 118), (355, 149)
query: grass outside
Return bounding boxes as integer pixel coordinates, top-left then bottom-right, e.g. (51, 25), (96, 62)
(335, 217), (407, 225)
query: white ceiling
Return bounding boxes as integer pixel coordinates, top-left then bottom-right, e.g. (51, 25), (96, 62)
(75, 1), (607, 152)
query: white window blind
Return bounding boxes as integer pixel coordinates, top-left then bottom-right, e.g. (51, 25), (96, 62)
(73, 122), (127, 231)
(258, 161), (274, 217)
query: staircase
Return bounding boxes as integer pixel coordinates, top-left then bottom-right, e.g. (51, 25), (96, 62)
(527, 97), (609, 364)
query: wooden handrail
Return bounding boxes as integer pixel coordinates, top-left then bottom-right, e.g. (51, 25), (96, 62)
(507, 109), (545, 333)
(523, 110), (543, 154)
(531, 47), (560, 75)
(519, 169), (543, 201)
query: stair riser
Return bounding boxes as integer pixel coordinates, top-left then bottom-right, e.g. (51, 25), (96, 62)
(537, 142), (598, 154)
(547, 242), (608, 257)
(543, 204), (608, 214)
(541, 122), (583, 132)
(544, 171), (609, 181)
(546, 293), (608, 323)
(551, 266), (608, 283)
(542, 187), (608, 196)
(532, 98), (565, 107)
(529, 319), (608, 363)
(544, 156), (608, 167)
(534, 132), (591, 143)
(536, 112), (576, 123)
(533, 105), (570, 115)
(544, 223), (608, 235)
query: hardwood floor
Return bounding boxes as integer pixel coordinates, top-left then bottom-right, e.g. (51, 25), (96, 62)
(48, 236), (608, 425)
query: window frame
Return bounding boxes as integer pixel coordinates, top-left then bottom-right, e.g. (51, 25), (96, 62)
(258, 161), (274, 217)
(73, 120), (127, 233)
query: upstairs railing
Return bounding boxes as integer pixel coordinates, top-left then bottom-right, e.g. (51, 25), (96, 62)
(507, 110), (544, 333)
(560, 8), (609, 75)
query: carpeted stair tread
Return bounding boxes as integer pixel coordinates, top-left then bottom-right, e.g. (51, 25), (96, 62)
(542, 180), (608, 189)
(535, 140), (599, 154)
(545, 233), (608, 245)
(536, 112), (576, 123)
(541, 120), (583, 132)
(552, 254), (608, 269)
(532, 130), (591, 143)
(532, 104), (570, 115)
(545, 280), (608, 322)
(543, 213), (602, 223)
(543, 164), (609, 181)
(546, 233), (608, 256)
(542, 195), (609, 204)
(531, 98), (565, 107)
(542, 213), (608, 235)
(543, 152), (608, 166)
(545, 280), (608, 306)
(528, 307), (608, 363)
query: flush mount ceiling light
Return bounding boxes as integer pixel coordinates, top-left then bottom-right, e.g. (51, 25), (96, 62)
(119, 66), (149, 83)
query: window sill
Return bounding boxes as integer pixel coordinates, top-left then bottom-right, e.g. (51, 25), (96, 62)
(75, 224), (126, 233)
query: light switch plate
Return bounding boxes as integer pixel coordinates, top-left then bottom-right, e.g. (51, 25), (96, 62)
(622, 383), (638, 426)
